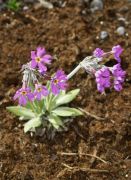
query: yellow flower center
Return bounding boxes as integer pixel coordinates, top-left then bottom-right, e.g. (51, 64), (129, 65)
(54, 79), (59, 84)
(36, 57), (41, 62)
(37, 87), (42, 92)
(21, 91), (27, 95)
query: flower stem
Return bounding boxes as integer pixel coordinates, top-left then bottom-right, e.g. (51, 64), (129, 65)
(67, 64), (81, 80)
(67, 56), (94, 80)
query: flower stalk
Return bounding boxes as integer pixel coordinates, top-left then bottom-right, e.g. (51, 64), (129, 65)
(67, 64), (81, 80)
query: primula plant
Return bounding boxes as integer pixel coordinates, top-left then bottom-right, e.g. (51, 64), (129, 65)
(7, 45), (126, 138)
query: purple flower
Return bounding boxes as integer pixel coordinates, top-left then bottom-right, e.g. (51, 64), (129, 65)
(14, 87), (34, 106)
(95, 67), (111, 93)
(51, 70), (67, 95)
(111, 64), (126, 91)
(112, 45), (123, 63)
(34, 84), (49, 100)
(31, 47), (52, 73)
(93, 48), (104, 58)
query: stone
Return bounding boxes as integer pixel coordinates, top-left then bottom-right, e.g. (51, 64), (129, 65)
(23, 6), (29, 11)
(116, 26), (125, 36)
(100, 31), (108, 40)
(90, 0), (103, 12)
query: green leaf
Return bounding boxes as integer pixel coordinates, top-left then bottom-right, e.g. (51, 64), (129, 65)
(52, 107), (83, 117)
(7, 106), (35, 119)
(44, 91), (55, 112)
(6, 0), (21, 11)
(46, 80), (51, 89)
(55, 89), (80, 107)
(24, 117), (42, 133)
(26, 101), (43, 114)
(48, 114), (63, 129)
(25, 102), (32, 109)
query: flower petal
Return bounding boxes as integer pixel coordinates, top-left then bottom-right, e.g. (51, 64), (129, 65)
(58, 82), (67, 90)
(37, 47), (46, 57)
(41, 87), (49, 96)
(13, 92), (20, 100)
(51, 83), (60, 95)
(19, 96), (27, 106)
(114, 84), (122, 91)
(36, 92), (42, 100)
(27, 93), (34, 101)
(41, 54), (52, 64)
(38, 63), (47, 72)
(31, 60), (37, 69)
(31, 51), (36, 60)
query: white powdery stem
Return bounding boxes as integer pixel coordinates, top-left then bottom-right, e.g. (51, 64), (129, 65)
(67, 64), (81, 80)
(22, 69), (29, 85)
(67, 56), (96, 80)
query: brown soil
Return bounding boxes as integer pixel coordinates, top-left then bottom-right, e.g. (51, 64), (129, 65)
(0, 0), (131, 179)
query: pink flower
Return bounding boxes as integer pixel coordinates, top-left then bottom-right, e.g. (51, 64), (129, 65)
(14, 87), (34, 106)
(95, 67), (111, 93)
(51, 70), (67, 95)
(34, 84), (49, 100)
(31, 47), (52, 73)
(112, 45), (123, 63)
(112, 64), (126, 91)
(93, 48), (104, 58)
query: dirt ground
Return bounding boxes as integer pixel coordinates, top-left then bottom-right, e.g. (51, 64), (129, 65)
(0, 0), (131, 179)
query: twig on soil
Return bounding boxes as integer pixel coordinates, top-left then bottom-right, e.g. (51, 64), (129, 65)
(62, 163), (109, 173)
(59, 152), (107, 164)
(24, 14), (38, 22)
(90, 148), (97, 165)
(79, 108), (105, 121)
(62, 163), (73, 169)
(57, 163), (109, 178)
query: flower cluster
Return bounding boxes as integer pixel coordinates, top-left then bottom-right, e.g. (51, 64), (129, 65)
(14, 47), (67, 106)
(93, 45), (125, 92)
(112, 64), (126, 91)
(14, 45), (126, 106)
(95, 65), (126, 93)
(93, 45), (123, 63)
(95, 67), (110, 93)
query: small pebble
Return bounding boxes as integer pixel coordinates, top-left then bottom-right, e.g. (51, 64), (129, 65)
(23, 6), (29, 11)
(100, 31), (108, 40)
(90, 0), (103, 12)
(100, 21), (104, 25)
(82, 10), (87, 15)
(39, 0), (53, 9)
(116, 26), (125, 35)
